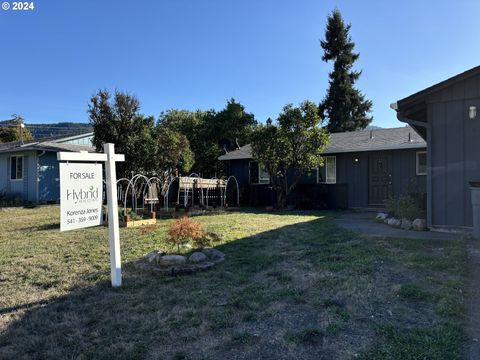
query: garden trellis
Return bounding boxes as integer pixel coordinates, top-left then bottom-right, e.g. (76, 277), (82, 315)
(114, 173), (240, 215)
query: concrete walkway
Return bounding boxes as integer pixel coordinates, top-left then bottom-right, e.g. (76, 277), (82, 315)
(334, 211), (466, 240)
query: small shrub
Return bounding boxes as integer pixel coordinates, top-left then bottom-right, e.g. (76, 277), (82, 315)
(385, 192), (425, 221)
(167, 216), (204, 251)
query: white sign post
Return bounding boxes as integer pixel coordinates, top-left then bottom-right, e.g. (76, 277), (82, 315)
(57, 143), (125, 287)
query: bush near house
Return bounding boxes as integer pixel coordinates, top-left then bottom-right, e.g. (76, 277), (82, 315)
(385, 192), (426, 221)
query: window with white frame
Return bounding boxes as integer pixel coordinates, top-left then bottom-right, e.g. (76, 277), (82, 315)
(249, 161), (269, 184)
(317, 156), (336, 184)
(10, 155), (23, 180)
(416, 151), (427, 175)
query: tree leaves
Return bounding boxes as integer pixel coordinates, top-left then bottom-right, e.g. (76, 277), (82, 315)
(88, 90), (194, 178)
(319, 9), (373, 133)
(251, 101), (330, 208)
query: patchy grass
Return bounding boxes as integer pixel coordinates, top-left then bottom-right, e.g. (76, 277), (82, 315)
(0, 206), (469, 359)
(397, 283), (432, 301)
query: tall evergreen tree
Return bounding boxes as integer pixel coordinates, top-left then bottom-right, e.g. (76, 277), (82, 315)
(319, 9), (373, 133)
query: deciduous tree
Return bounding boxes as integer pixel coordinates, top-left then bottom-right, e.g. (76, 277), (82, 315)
(252, 101), (329, 208)
(159, 99), (257, 177)
(88, 90), (158, 177)
(0, 115), (33, 143)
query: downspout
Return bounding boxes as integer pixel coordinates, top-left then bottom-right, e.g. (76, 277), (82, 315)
(37, 151), (46, 203)
(391, 102), (433, 228)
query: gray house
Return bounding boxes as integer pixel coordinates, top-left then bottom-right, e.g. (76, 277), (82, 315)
(0, 132), (94, 203)
(394, 66), (480, 231)
(219, 126), (427, 209)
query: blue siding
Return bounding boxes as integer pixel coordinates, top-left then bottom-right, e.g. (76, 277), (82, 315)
(225, 148), (426, 208)
(0, 151), (37, 202)
(38, 152), (60, 202)
(0, 156), (7, 193)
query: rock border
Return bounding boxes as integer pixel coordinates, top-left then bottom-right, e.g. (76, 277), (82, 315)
(377, 212), (427, 231)
(133, 248), (225, 276)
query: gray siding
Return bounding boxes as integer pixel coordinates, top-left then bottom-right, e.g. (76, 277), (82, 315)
(426, 77), (480, 228)
(227, 148), (426, 208)
(336, 149), (426, 208)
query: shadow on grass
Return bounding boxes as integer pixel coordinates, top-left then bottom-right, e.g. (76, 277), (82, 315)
(0, 215), (466, 360)
(0, 217), (339, 359)
(20, 222), (60, 232)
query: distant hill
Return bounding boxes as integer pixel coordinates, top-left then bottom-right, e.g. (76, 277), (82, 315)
(366, 125), (383, 130)
(0, 120), (92, 140)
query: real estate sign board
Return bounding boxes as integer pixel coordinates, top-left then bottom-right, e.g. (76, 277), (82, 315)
(59, 162), (103, 231)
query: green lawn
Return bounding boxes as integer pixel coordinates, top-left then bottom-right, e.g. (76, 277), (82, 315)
(0, 206), (468, 359)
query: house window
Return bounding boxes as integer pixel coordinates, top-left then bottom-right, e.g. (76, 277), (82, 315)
(249, 161), (269, 184)
(416, 151), (427, 175)
(317, 156), (336, 184)
(10, 155), (23, 180)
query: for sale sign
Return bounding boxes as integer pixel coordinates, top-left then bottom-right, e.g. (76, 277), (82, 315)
(59, 162), (103, 231)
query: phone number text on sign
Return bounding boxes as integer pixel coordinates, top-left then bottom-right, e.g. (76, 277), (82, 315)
(59, 162), (104, 232)
(2, 2), (34, 10)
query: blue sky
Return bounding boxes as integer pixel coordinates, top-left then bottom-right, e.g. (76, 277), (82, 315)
(1, 0), (479, 127)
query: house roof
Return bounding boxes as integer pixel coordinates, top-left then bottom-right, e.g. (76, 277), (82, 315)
(51, 132), (94, 143)
(0, 138), (95, 154)
(218, 126), (426, 160)
(393, 66), (480, 140)
(396, 65), (480, 109)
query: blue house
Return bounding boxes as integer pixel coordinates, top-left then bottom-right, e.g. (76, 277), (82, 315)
(0, 132), (95, 203)
(218, 126), (427, 209)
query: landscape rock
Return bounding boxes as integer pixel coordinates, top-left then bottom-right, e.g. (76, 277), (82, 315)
(401, 218), (413, 230)
(146, 251), (159, 263)
(189, 251), (207, 263)
(376, 212), (388, 220)
(412, 218), (427, 231)
(387, 218), (401, 228)
(145, 250), (165, 263)
(202, 248), (225, 260)
(158, 255), (186, 266)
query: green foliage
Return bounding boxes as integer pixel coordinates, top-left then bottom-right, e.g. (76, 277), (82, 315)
(319, 9), (373, 132)
(0, 115), (34, 143)
(158, 109), (214, 176)
(251, 100), (329, 208)
(155, 125), (194, 174)
(159, 98), (257, 177)
(384, 192), (425, 221)
(88, 90), (193, 178)
(88, 90), (157, 177)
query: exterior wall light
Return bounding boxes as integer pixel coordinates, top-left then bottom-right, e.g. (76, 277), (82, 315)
(354, 158), (359, 163)
(469, 106), (477, 120)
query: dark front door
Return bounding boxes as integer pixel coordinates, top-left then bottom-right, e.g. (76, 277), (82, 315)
(369, 154), (392, 206)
